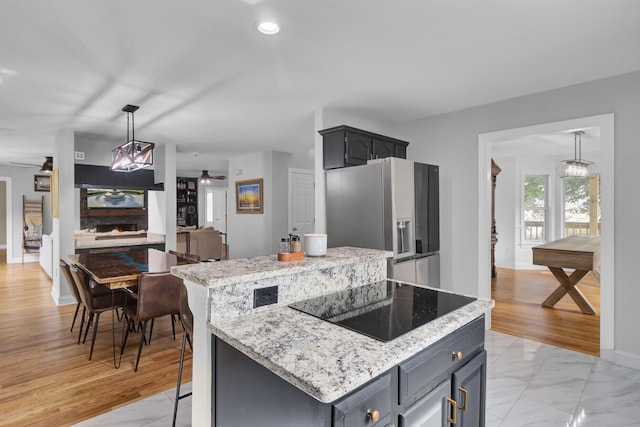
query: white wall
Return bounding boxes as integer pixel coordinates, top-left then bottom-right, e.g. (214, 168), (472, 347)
(0, 165), (52, 262)
(227, 150), (303, 259)
(395, 70), (640, 364)
(227, 152), (272, 258)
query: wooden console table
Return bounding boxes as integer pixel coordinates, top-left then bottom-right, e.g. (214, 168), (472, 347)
(532, 236), (599, 315)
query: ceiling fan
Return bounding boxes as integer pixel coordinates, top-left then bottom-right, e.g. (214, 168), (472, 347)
(199, 170), (226, 183)
(9, 156), (53, 173)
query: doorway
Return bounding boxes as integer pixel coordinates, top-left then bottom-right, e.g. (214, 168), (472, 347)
(205, 188), (227, 234)
(0, 177), (12, 264)
(478, 114), (614, 360)
(288, 169), (315, 241)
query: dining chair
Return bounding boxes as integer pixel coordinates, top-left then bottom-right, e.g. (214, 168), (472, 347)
(69, 265), (126, 360)
(121, 271), (182, 372)
(172, 284), (194, 427)
(59, 259), (83, 333)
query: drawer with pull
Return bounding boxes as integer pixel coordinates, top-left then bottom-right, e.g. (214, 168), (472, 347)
(398, 316), (484, 404)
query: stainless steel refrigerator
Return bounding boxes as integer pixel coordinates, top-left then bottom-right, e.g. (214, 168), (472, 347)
(326, 157), (440, 287)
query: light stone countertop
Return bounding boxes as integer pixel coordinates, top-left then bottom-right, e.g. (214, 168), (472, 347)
(171, 246), (392, 289)
(209, 290), (494, 403)
(171, 246), (494, 404)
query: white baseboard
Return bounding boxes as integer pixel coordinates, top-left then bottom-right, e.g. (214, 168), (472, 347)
(7, 254), (39, 264)
(513, 263), (548, 271)
(50, 286), (76, 306)
(611, 349), (640, 371)
(0, 244), (6, 249)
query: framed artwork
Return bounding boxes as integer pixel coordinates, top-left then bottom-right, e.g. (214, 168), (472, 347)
(34, 175), (51, 192)
(235, 178), (264, 214)
(50, 169), (59, 218)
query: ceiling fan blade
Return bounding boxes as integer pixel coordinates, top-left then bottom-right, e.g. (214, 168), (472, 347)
(8, 162), (40, 168)
(212, 175), (226, 180)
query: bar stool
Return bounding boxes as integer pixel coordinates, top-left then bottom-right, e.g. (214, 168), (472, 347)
(172, 284), (193, 427)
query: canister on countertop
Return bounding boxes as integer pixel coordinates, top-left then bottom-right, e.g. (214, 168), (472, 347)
(279, 237), (289, 253)
(291, 235), (301, 253)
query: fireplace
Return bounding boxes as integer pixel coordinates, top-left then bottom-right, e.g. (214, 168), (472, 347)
(96, 223), (138, 233)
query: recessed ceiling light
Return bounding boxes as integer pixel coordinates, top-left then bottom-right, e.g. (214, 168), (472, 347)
(257, 21), (280, 35)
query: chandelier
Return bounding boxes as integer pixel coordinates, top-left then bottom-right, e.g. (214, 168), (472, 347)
(111, 104), (155, 172)
(557, 131), (598, 179)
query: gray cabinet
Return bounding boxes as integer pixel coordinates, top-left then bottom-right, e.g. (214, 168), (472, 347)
(399, 379), (451, 427)
(213, 316), (485, 427)
(333, 372), (392, 427)
(451, 351), (486, 427)
(319, 125), (409, 169)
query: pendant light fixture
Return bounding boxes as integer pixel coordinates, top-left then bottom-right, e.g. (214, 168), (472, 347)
(557, 131), (599, 179)
(111, 104), (155, 172)
(199, 170), (212, 184)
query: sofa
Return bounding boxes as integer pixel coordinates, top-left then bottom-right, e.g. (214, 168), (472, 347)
(176, 226), (223, 261)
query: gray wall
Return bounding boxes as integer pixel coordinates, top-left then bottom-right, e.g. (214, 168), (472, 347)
(227, 150), (308, 259)
(0, 165), (52, 261)
(394, 70), (640, 362)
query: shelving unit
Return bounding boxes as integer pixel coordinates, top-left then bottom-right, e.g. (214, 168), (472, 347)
(177, 177), (198, 226)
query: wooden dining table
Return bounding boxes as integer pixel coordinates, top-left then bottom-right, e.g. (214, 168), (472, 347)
(532, 236), (600, 315)
(69, 248), (198, 367)
(69, 248), (196, 289)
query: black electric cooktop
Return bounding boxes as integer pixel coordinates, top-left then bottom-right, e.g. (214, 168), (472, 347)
(289, 280), (476, 342)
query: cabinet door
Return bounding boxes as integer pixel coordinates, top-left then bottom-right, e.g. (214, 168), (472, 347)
(395, 143), (407, 159)
(451, 350), (486, 427)
(345, 131), (372, 165)
(333, 372), (391, 427)
(372, 138), (395, 159)
(398, 379), (452, 427)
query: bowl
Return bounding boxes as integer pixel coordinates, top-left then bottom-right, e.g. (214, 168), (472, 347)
(304, 233), (327, 256)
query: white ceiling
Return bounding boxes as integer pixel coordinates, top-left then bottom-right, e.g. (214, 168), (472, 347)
(1, 0), (639, 172)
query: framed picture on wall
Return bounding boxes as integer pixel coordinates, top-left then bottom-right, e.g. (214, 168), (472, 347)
(235, 178), (263, 214)
(34, 175), (50, 192)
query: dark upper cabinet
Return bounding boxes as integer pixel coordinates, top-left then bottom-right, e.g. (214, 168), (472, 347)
(345, 131), (372, 166)
(319, 125), (409, 169)
(372, 138), (395, 159)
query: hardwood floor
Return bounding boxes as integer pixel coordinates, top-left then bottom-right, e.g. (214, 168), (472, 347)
(491, 267), (600, 356)
(0, 252), (192, 427)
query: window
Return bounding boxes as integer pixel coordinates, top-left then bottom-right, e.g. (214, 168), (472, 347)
(523, 175), (548, 242)
(562, 176), (600, 237)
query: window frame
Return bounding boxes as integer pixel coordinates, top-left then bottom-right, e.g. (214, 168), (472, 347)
(521, 173), (550, 244)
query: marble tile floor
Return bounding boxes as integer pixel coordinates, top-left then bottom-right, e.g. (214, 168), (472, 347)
(74, 330), (640, 427)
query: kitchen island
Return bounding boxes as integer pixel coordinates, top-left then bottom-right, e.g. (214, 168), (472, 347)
(171, 247), (493, 426)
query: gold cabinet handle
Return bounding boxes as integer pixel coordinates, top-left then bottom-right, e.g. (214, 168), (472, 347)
(446, 397), (457, 424)
(458, 387), (468, 411)
(367, 408), (380, 422)
(452, 351), (463, 360)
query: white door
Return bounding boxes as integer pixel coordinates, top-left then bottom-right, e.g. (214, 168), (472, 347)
(289, 169), (314, 240)
(205, 188), (227, 233)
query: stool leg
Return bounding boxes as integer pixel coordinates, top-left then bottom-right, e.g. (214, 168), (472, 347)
(173, 330), (189, 427)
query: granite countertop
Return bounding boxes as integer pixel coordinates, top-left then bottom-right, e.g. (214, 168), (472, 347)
(74, 231), (165, 249)
(171, 246), (392, 289)
(209, 288), (494, 403)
